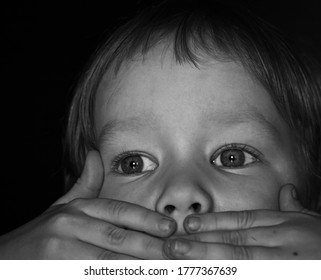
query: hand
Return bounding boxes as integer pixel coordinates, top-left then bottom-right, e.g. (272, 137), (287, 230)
(0, 151), (176, 259)
(163, 184), (321, 259)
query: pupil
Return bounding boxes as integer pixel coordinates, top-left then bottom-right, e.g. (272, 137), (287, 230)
(229, 155), (236, 162)
(121, 155), (144, 174)
(220, 149), (245, 167)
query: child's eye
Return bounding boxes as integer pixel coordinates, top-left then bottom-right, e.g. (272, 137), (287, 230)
(111, 152), (158, 175)
(210, 144), (261, 168)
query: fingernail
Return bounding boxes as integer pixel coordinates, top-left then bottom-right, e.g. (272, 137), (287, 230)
(291, 187), (298, 200)
(168, 239), (191, 256)
(186, 216), (201, 232)
(159, 218), (175, 233)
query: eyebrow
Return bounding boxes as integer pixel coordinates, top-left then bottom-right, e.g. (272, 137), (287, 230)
(212, 109), (281, 140)
(98, 109), (282, 148)
(98, 116), (159, 148)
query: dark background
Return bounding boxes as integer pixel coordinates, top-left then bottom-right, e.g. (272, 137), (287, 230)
(2, 0), (321, 235)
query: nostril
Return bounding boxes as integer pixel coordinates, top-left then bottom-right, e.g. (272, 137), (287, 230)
(164, 205), (176, 215)
(190, 203), (201, 213)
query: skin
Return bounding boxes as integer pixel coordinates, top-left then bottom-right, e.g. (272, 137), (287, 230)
(0, 151), (175, 259)
(0, 46), (320, 259)
(93, 46), (321, 259)
(95, 47), (301, 233)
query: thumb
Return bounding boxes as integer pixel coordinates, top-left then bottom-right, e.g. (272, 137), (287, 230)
(279, 183), (308, 212)
(53, 150), (104, 205)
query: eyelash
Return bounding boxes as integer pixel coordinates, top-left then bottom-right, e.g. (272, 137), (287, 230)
(110, 144), (262, 176)
(210, 143), (262, 167)
(110, 150), (157, 176)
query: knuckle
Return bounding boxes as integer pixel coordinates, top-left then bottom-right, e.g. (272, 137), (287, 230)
(142, 237), (158, 253)
(223, 231), (245, 245)
(98, 250), (121, 260)
(202, 242), (209, 258)
(68, 198), (86, 209)
(190, 234), (201, 242)
(105, 226), (127, 246)
(139, 208), (152, 224)
(107, 200), (130, 218)
(47, 210), (82, 234)
(232, 246), (252, 260)
(49, 212), (73, 229)
(40, 236), (63, 259)
(211, 215), (219, 230)
(236, 211), (255, 228)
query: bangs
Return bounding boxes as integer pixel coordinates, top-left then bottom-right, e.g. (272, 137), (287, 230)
(104, 2), (267, 72)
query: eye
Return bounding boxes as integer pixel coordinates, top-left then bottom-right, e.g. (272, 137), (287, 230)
(111, 152), (158, 175)
(211, 144), (260, 169)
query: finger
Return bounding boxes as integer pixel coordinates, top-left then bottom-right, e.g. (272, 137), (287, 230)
(74, 198), (176, 237)
(279, 184), (320, 216)
(163, 239), (278, 260)
(184, 210), (284, 233)
(278, 184), (317, 216)
(53, 150), (104, 205)
(96, 250), (140, 260)
(278, 184), (302, 211)
(66, 215), (165, 259)
(44, 238), (139, 260)
(77, 241), (140, 260)
(180, 227), (280, 247)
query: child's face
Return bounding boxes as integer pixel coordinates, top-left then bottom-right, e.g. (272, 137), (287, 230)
(94, 47), (302, 234)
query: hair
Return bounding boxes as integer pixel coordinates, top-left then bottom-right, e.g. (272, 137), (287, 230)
(64, 0), (321, 210)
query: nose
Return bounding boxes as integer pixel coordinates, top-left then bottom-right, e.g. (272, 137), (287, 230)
(155, 172), (213, 234)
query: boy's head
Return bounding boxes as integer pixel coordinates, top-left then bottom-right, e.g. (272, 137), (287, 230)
(65, 0), (321, 229)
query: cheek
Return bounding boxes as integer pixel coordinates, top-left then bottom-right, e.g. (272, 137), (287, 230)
(212, 171), (282, 211)
(99, 178), (158, 210)
(99, 173), (282, 212)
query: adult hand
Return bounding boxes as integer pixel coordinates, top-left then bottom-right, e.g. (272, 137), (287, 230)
(0, 151), (176, 259)
(163, 184), (321, 259)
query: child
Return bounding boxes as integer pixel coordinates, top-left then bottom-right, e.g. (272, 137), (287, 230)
(1, 0), (321, 259)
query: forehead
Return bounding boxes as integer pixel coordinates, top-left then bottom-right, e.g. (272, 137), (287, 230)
(94, 47), (284, 138)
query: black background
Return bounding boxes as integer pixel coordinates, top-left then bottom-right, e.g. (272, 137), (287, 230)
(2, 0), (321, 235)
